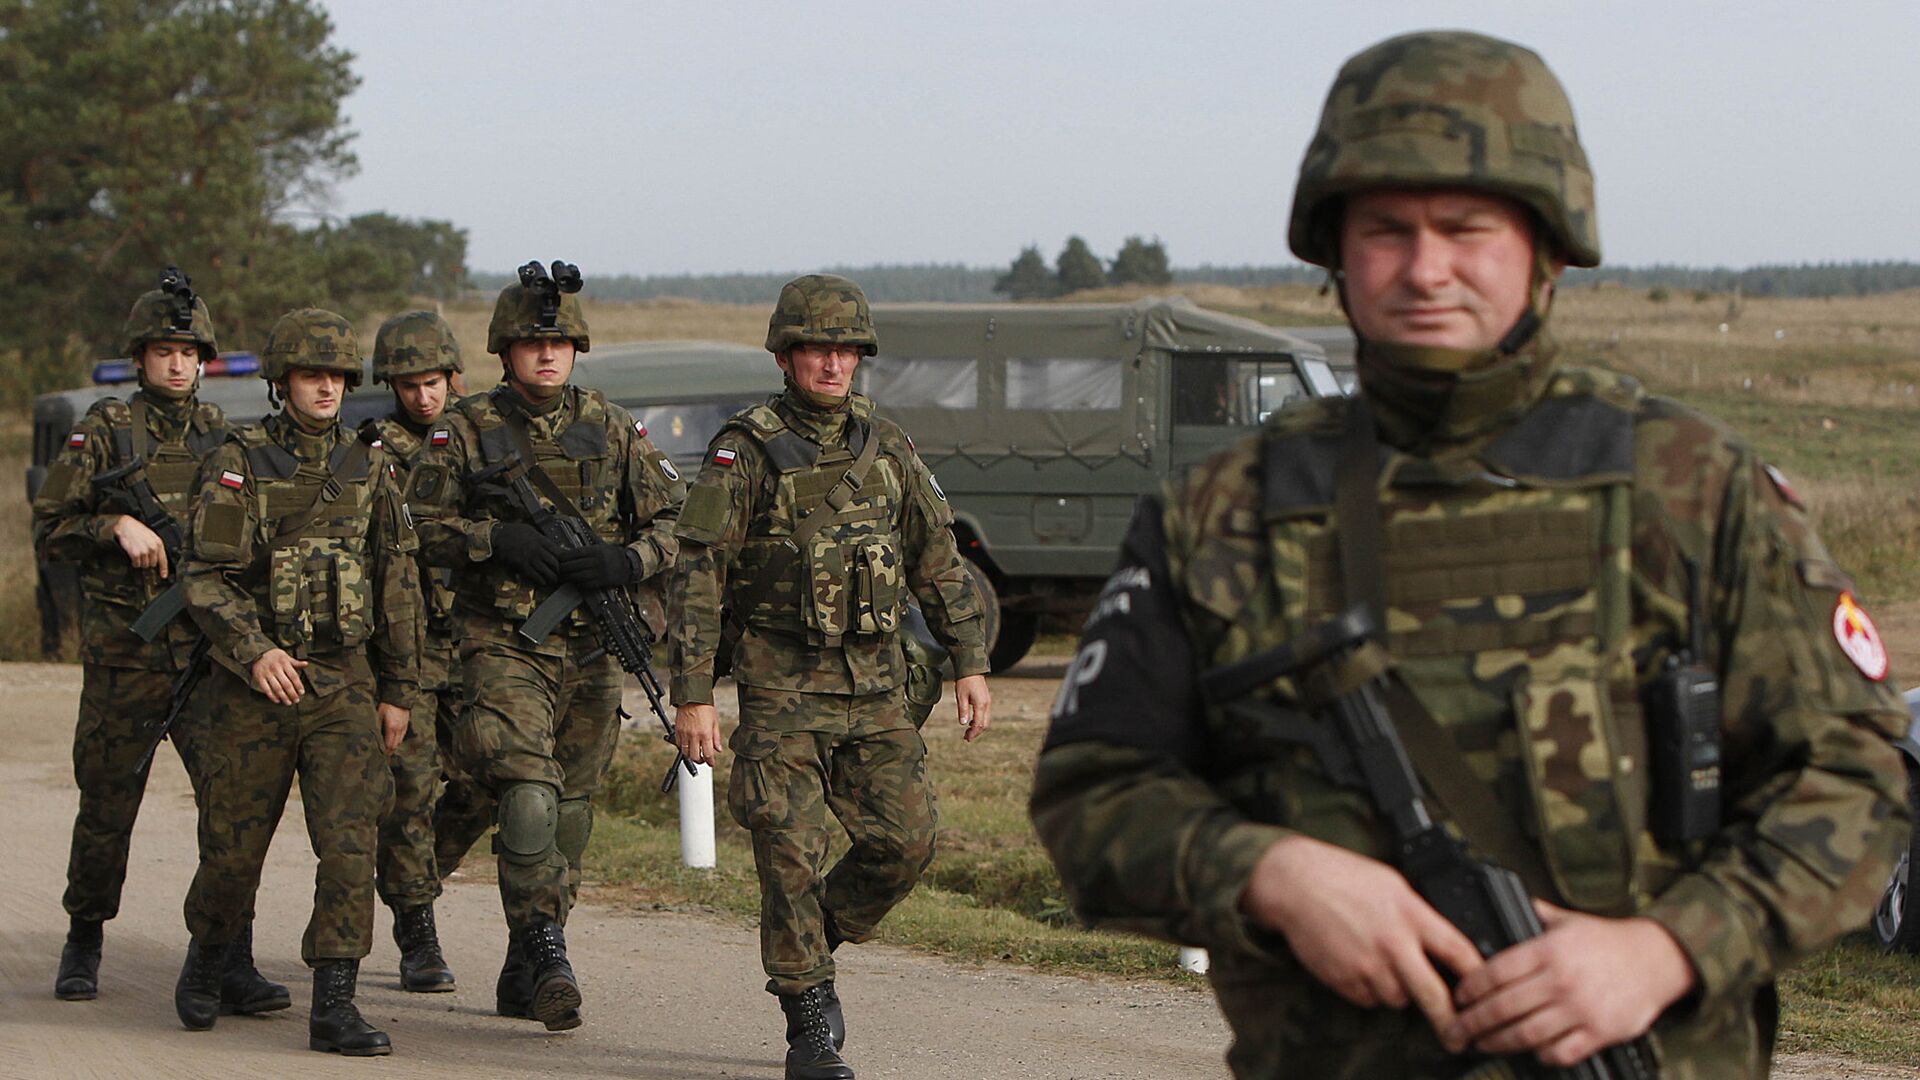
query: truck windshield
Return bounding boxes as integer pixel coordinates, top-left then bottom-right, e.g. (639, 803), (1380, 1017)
(1171, 355), (1307, 426)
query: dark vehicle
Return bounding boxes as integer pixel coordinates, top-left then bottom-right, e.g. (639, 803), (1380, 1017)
(1871, 692), (1920, 953)
(30, 302), (1341, 671)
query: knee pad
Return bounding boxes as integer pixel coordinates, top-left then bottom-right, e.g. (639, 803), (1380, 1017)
(494, 782), (559, 867)
(555, 798), (593, 865)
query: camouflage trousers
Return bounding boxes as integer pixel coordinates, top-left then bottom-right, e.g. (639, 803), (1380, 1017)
(63, 662), (207, 922)
(433, 689), (497, 881)
(184, 661), (392, 964)
(451, 617), (622, 928)
(728, 683), (935, 993)
(375, 684), (454, 910)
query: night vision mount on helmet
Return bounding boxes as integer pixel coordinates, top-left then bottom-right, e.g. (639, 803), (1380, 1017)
(123, 266), (218, 360)
(487, 260), (590, 356)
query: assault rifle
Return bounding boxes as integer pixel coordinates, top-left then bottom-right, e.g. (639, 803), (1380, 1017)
(473, 457), (696, 793)
(91, 458), (189, 642)
(1201, 607), (1656, 1080)
(135, 635), (211, 773)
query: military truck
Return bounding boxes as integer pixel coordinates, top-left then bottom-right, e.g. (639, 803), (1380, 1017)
(28, 301), (1341, 669)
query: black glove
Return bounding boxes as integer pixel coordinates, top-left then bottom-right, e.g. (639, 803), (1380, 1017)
(491, 523), (560, 587)
(557, 542), (638, 589)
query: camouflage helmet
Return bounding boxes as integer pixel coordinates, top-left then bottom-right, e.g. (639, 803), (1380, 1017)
(261, 308), (363, 385)
(123, 268), (217, 358)
(372, 309), (463, 384)
(765, 274), (878, 357)
(487, 260), (590, 356)
(1288, 30), (1600, 269)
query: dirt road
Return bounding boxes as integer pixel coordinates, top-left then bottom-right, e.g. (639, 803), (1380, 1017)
(0, 659), (1908, 1079)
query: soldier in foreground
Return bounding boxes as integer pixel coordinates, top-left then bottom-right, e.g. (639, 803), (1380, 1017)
(362, 310), (468, 993)
(670, 274), (992, 1080)
(34, 271), (284, 1014)
(1029, 31), (1911, 1079)
(410, 262), (682, 1031)
(178, 309), (421, 1056)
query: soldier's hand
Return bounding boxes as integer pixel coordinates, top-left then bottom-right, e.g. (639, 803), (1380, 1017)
(557, 542), (636, 589)
(251, 648), (309, 705)
(1241, 834), (1481, 1052)
(1446, 900), (1695, 1067)
(674, 703), (722, 765)
(377, 703), (410, 755)
(491, 522), (561, 587)
(113, 514), (169, 577)
(954, 674), (991, 741)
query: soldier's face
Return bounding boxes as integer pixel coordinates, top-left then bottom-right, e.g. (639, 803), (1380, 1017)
(283, 368), (346, 428)
(778, 343), (862, 399)
(139, 340), (202, 393)
(391, 370), (449, 425)
(1339, 188), (1557, 352)
(505, 337), (575, 399)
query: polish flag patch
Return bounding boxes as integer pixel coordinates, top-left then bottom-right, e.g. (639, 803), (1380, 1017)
(429, 429), (450, 447)
(370, 438), (383, 449)
(712, 447), (737, 467)
(635, 419), (648, 438)
(218, 470), (245, 490)
(1833, 591), (1889, 681)
(1765, 464), (1804, 510)
(67, 431), (86, 448)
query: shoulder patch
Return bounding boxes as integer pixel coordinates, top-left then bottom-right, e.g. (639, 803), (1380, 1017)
(658, 456), (680, 482)
(218, 469), (245, 490)
(928, 473), (945, 501)
(712, 446), (738, 468)
(430, 428), (450, 447)
(67, 430), (87, 449)
(1765, 463), (1803, 510)
(1833, 592), (1889, 681)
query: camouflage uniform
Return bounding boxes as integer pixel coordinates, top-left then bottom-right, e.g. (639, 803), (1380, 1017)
(177, 309), (419, 1054)
(669, 276), (990, 1009)
(409, 267), (681, 1030)
(1029, 32), (1911, 1080)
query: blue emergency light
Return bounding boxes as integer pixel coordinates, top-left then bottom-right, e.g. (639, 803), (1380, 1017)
(92, 351), (261, 385)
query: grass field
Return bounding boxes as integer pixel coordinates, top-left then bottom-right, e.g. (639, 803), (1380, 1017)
(16, 283), (1920, 1065)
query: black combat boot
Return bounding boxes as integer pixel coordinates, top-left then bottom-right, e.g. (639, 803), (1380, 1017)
(174, 939), (229, 1031)
(819, 979), (846, 1051)
(518, 921), (582, 1032)
(495, 932), (534, 1019)
(308, 960), (391, 1056)
(391, 903), (456, 992)
(221, 920), (291, 1014)
(778, 985), (855, 1080)
(55, 917), (102, 1001)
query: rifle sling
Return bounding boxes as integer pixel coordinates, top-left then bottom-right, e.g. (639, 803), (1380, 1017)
(722, 424), (882, 654)
(270, 435), (372, 542)
(499, 405), (593, 522)
(1332, 399), (1557, 900)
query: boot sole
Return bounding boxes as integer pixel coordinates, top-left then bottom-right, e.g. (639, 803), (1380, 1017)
(55, 987), (98, 1001)
(222, 995), (293, 1015)
(530, 977), (583, 1031)
(309, 1037), (393, 1057)
(401, 978), (458, 993)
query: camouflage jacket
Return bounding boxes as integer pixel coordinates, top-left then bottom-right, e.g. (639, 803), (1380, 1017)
(181, 411), (421, 709)
(365, 409), (461, 692)
(32, 391), (227, 669)
(408, 382), (683, 647)
(669, 388), (989, 706)
(1030, 363), (1910, 1078)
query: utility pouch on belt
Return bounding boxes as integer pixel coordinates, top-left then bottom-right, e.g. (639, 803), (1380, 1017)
(901, 603), (949, 729)
(1644, 558), (1722, 848)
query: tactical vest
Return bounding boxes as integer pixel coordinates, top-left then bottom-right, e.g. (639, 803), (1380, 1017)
(1201, 384), (1651, 916)
(82, 395), (226, 604)
(234, 425), (379, 658)
(728, 400), (909, 646)
(455, 386), (622, 622)
(367, 415), (457, 626)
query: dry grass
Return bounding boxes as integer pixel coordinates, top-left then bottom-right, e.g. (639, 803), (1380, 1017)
(359, 296), (771, 363)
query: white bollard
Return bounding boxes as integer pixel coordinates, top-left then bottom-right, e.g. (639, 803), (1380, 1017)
(677, 763), (716, 868)
(1178, 946), (1210, 975)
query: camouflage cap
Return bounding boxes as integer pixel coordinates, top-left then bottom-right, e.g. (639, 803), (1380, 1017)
(765, 274), (878, 356)
(487, 272), (590, 356)
(1289, 30), (1600, 269)
(372, 309), (463, 383)
(262, 308), (363, 383)
(123, 289), (217, 358)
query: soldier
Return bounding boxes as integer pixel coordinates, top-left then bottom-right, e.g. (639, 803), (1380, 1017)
(177, 308), (421, 1056)
(362, 310), (472, 993)
(1029, 31), (1912, 1079)
(33, 270), (286, 1014)
(670, 274), (992, 1080)
(409, 261), (682, 1032)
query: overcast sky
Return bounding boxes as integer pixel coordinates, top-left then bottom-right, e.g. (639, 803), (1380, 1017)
(319, 1), (1920, 277)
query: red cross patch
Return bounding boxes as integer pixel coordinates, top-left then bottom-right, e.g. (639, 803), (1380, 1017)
(712, 447), (737, 467)
(218, 470), (245, 490)
(1832, 591), (1889, 681)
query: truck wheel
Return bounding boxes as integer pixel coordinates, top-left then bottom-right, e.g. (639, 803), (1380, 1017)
(1872, 765), (1920, 953)
(989, 612), (1039, 673)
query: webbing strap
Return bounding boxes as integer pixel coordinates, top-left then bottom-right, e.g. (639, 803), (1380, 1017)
(499, 406), (591, 523)
(270, 435), (371, 542)
(1330, 400), (1556, 899)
